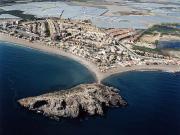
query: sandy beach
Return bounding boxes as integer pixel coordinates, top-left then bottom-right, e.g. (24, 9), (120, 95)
(0, 33), (103, 82)
(102, 64), (180, 81)
(0, 33), (179, 83)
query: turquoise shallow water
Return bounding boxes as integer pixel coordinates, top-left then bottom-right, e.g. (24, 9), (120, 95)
(0, 42), (180, 135)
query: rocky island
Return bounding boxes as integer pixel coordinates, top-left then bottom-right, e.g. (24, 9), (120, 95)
(0, 1), (179, 121)
(18, 83), (127, 119)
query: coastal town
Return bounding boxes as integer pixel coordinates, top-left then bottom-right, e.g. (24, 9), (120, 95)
(0, 0), (180, 127)
(0, 18), (179, 73)
(0, 1), (180, 134)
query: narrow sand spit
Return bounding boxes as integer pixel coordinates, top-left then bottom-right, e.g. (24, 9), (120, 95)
(0, 33), (179, 83)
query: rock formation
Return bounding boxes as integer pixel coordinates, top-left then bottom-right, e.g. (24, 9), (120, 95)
(18, 83), (127, 120)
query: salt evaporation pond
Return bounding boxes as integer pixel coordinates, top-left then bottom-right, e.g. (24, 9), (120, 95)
(0, 2), (107, 19)
(1, 1), (180, 29)
(76, 15), (180, 29)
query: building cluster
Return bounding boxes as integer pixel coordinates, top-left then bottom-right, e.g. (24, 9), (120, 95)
(0, 18), (179, 72)
(134, 49), (166, 59)
(45, 19), (140, 71)
(106, 28), (143, 44)
(0, 19), (41, 41)
(23, 21), (49, 37)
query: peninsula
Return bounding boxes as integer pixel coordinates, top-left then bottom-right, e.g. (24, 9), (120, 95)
(0, 17), (179, 119)
(0, 18), (179, 77)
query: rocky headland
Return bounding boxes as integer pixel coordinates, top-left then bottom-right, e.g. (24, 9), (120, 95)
(18, 83), (127, 120)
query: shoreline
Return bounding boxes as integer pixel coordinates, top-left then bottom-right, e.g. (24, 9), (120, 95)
(0, 33), (179, 83)
(0, 33), (102, 82)
(101, 65), (180, 82)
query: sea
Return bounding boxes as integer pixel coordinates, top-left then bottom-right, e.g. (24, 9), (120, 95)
(0, 42), (180, 135)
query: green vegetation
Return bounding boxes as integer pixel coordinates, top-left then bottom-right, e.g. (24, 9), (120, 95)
(160, 23), (180, 26)
(168, 48), (180, 51)
(133, 45), (161, 54)
(144, 23), (180, 36)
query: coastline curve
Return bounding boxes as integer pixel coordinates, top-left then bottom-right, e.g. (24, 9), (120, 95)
(0, 33), (180, 84)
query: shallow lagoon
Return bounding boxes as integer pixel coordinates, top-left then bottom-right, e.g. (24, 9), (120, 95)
(158, 40), (180, 49)
(0, 42), (180, 135)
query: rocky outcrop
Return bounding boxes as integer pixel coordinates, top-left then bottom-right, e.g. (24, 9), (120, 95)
(18, 83), (127, 120)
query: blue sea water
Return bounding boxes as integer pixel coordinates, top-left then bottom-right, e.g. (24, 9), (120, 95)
(0, 42), (180, 135)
